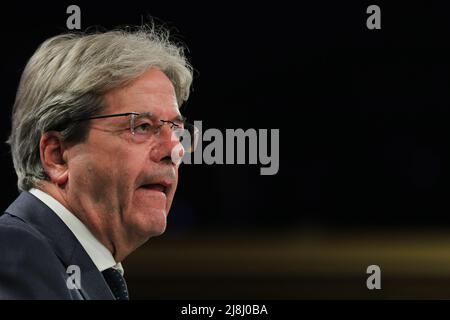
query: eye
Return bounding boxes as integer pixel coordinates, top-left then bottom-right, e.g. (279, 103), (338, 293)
(134, 122), (152, 134)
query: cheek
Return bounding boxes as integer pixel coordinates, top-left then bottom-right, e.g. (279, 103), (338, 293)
(86, 166), (113, 203)
(109, 148), (153, 209)
(70, 148), (137, 205)
(73, 160), (119, 211)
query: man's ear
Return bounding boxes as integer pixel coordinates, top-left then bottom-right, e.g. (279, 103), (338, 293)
(39, 131), (69, 186)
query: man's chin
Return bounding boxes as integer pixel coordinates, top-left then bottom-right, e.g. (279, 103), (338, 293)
(132, 214), (167, 239)
(147, 221), (167, 237)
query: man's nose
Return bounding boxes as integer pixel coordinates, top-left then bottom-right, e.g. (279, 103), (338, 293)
(150, 124), (184, 164)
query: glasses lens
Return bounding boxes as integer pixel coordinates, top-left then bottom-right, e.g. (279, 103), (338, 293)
(130, 113), (158, 141)
(130, 113), (198, 152)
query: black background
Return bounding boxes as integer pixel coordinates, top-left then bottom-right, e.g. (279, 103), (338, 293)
(2, 1), (450, 299)
(1, 1), (449, 229)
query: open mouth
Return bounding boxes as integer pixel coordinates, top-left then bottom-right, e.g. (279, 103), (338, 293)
(140, 183), (167, 194)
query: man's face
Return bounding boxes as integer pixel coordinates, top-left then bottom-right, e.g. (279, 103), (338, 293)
(65, 68), (182, 247)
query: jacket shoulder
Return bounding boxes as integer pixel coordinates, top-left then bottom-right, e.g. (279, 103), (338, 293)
(0, 213), (74, 299)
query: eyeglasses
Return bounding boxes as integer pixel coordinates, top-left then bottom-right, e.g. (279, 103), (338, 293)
(76, 112), (199, 153)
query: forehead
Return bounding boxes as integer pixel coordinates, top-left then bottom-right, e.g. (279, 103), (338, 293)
(103, 67), (180, 118)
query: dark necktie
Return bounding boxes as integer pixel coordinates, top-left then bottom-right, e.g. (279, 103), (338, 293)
(101, 268), (129, 300)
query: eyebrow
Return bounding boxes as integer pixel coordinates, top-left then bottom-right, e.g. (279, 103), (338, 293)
(138, 112), (186, 123)
(172, 114), (186, 123)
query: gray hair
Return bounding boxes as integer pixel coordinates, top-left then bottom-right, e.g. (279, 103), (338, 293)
(7, 25), (193, 191)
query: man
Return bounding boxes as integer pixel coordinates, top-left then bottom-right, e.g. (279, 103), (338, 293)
(0, 26), (194, 299)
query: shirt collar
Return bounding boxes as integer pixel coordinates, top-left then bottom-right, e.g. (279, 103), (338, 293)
(29, 188), (124, 276)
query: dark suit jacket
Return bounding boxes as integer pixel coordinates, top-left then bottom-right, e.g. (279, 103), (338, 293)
(0, 191), (116, 299)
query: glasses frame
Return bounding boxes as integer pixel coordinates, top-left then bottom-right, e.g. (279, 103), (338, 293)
(75, 111), (198, 152)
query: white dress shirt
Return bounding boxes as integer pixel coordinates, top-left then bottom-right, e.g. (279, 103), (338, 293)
(29, 188), (124, 275)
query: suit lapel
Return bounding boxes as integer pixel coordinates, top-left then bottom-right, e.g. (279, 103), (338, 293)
(5, 191), (115, 300)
